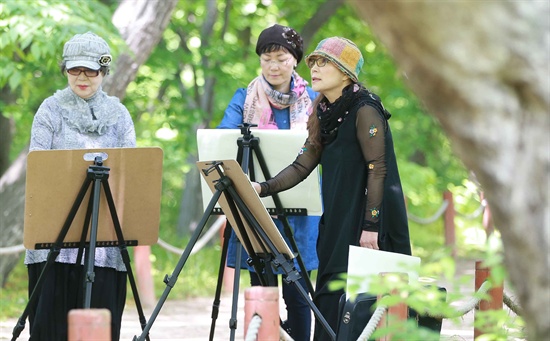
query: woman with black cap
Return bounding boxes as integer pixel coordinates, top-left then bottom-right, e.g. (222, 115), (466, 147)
(25, 31), (135, 341)
(218, 24), (319, 341)
(251, 37), (412, 341)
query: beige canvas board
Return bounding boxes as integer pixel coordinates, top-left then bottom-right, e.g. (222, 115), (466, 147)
(197, 159), (294, 259)
(24, 147), (163, 249)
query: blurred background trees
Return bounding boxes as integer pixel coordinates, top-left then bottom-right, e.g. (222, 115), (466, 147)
(3, 0), (546, 338)
(1, 0), (466, 260)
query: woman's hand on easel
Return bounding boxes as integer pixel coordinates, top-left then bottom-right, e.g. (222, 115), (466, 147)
(251, 182), (261, 195)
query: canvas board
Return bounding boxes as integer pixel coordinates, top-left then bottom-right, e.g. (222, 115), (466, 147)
(24, 147), (163, 249)
(347, 245), (421, 296)
(197, 129), (322, 216)
(197, 159), (294, 259)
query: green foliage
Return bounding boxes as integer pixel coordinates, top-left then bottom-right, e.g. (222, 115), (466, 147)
(120, 0), (473, 242)
(0, 256), (27, 318)
(0, 0), (121, 161)
(343, 254), (525, 340)
(372, 319), (441, 341)
(0, 3), (506, 335)
(2, 0), (475, 237)
(473, 309), (526, 341)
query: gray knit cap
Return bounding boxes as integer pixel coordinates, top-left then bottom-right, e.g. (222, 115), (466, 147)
(63, 32), (112, 70)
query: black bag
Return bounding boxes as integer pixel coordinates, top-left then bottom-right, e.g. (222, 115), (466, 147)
(336, 287), (447, 341)
(336, 293), (377, 341)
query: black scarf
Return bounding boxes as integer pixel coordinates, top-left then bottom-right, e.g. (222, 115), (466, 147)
(317, 83), (371, 145)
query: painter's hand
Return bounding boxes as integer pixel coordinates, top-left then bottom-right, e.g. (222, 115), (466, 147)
(251, 182), (261, 195)
(359, 231), (379, 250)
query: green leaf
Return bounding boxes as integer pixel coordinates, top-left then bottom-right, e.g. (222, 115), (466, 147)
(8, 70), (21, 90)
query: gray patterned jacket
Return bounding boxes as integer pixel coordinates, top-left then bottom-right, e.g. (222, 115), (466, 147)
(25, 87), (136, 271)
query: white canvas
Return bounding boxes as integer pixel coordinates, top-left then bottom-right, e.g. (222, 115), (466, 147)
(197, 129), (322, 216)
(347, 245), (421, 296)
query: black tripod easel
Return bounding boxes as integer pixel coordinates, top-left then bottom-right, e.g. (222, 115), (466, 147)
(208, 123), (315, 340)
(235, 123), (314, 294)
(133, 160), (335, 341)
(12, 156), (150, 341)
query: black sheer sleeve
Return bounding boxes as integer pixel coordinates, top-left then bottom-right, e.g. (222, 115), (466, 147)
(357, 105), (387, 232)
(259, 138), (322, 196)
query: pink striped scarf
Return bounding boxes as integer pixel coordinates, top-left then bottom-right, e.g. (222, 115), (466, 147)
(243, 72), (312, 129)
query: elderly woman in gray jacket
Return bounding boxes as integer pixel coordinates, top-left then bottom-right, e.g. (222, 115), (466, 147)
(25, 32), (135, 341)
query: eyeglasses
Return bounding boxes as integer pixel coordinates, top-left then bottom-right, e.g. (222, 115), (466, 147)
(307, 57), (329, 69)
(67, 68), (100, 77)
(260, 56), (293, 67)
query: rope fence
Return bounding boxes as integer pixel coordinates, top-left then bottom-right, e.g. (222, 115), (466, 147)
(407, 200), (449, 224)
(244, 314), (262, 341)
(353, 279), (517, 341)
(0, 216), (225, 256)
(356, 305), (387, 341)
(0, 244), (25, 255)
(156, 215), (225, 256)
(243, 261), (521, 341)
(1, 190), (488, 257)
(455, 198), (486, 220)
(503, 293), (522, 316)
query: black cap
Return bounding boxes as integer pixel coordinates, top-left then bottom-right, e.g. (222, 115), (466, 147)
(255, 24), (304, 63)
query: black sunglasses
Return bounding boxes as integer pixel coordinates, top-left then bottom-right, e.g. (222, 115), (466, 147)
(67, 68), (100, 77)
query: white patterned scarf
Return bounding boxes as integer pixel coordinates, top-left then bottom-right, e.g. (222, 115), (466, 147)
(53, 87), (124, 134)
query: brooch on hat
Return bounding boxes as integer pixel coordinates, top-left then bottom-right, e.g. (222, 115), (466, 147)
(282, 27), (302, 50)
(98, 54), (112, 66)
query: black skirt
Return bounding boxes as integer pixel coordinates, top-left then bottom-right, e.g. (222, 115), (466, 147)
(27, 262), (127, 341)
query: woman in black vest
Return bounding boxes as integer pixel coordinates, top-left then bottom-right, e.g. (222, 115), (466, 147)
(252, 36), (411, 341)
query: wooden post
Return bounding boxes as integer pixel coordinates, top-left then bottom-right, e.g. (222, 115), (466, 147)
(244, 286), (279, 340)
(443, 190), (456, 258)
(474, 261), (503, 338)
(134, 245), (156, 308)
(377, 273), (409, 341)
(68, 309), (111, 341)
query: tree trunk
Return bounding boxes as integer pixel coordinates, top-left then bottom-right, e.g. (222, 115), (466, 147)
(102, 0), (179, 99)
(0, 146), (27, 287)
(0, 0), (178, 287)
(0, 113), (12, 176)
(349, 1), (549, 339)
(300, 0), (346, 50)
(0, 85), (17, 175)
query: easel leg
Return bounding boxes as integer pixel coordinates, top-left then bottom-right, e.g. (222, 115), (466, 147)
(11, 177), (93, 341)
(102, 179), (150, 341)
(208, 219), (231, 340)
(225, 183), (336, 340)
(133, 189), (224, 341)
(83, 177), (102, 308)
(229, 244), (242, 341)
(281, 259), (336, 340)
(250, 140), (315, 295)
